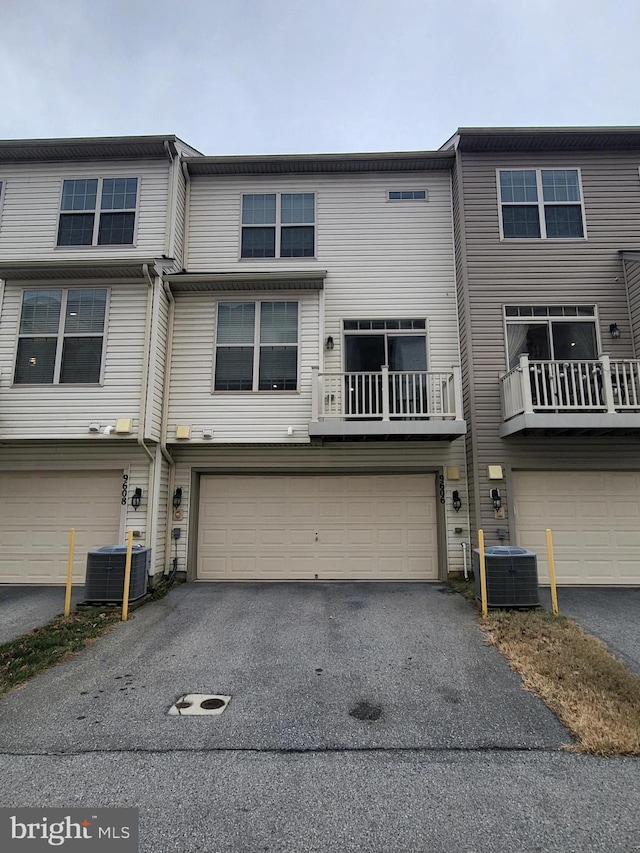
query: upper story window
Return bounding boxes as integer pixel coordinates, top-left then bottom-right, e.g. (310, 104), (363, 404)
(388, 190), (427, 201)
(498, 169), (585, 239)
(14, 288), (108, 384)
(241, 193), (315, 258)
(214, 300), (298, 391)
(505, 305), (597, 369)
(57, 178), (138, 246)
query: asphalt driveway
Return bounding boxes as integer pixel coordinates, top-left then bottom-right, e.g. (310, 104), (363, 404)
(0, 582), (567, 753)
(3, 583), (640, 852)
(540, 586), (640, 675)
(0, 585), (83, 645)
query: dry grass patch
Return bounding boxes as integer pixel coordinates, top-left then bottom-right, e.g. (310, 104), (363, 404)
(483, 608), (640, 756)
(0, 608), (122, 698)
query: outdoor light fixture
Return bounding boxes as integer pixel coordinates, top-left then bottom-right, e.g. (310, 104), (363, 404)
(609, 323), (621, 339)
(173, 487), (183, 509)
(490, 488), (502, 511)
(452, 490), (462, 512)
(325, 336), (334, 351)
(131, 488), (142, 510)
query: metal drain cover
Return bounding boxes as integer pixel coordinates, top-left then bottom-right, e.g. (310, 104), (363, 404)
(168, 694), (231, 716)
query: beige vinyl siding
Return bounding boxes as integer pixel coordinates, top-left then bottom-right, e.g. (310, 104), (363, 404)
(0, 159), (170, 260)
(457, 149), (640, 544)
(0, 281), (147, 439)
(170, 443), (470, 578)
(168, 288), (320, 443)
(172, 162), (187, 268)
(624, 258), (640, 357)
(153, 454), (171, 576)
(146, 282), (170, 442)
(187, 171), (459, 370)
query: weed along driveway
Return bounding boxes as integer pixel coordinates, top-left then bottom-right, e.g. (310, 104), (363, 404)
(0, 585), (83, 645)
(1, 583), (640, 852)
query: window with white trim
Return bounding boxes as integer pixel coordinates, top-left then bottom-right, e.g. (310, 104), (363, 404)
(498, 169), (585, 239)
(14, 288), (108, 384)
(57, 178), (138, 246)
(214, 300), (298, 391)
(504, 305), (597, 369)
(241, 193), (314, 258)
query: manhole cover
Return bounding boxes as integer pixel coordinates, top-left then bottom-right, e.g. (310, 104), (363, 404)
(169, 694), (231, 716)
(349, 701), (383, 721)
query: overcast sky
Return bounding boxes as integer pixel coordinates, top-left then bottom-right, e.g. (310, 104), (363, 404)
(2, 0), (639, 154)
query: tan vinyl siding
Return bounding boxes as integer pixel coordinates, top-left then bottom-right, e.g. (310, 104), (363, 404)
(146, 282), (169, 442)
(0, 160), (170, 260)
(168, 289), (320, 443)
(624, 258), (640, 357)
(172, 162), (187, 268)
(458, 148), (640, 544)
(187, 171), (459, 369)
(170, 443), (470, 579)
(0, 281), (147, 439)
(153, 454), (171, 575)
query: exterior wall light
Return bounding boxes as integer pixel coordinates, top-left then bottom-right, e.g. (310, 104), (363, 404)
(490, 488), (502, 511)
(609, 323), (621, 339)
(131, 488), (142, 510)
(325, 336), (334, 351)
(452, 490), (462, 512)
(173, 487), (183, 509)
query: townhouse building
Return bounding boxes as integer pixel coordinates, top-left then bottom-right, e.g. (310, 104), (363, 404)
(0, 135), (200, 583)
(164, 152), (468, 581)
(446, 126), (640, 584)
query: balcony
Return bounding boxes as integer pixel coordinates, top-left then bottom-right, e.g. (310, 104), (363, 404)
(309, 365), (466, 441)
(500, 355), (640, 436)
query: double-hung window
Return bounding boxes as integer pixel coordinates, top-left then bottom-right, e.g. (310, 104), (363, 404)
(14, 288), (108, 384)
(57, 178), (138, 246)
(498, 169), (585, 239)
(505, 306), (597, 369)
(241, 193), (315, 258)
(214, 301), (298, 391)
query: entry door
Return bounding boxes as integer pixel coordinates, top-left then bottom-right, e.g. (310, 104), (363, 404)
(345, 335), (427, 416)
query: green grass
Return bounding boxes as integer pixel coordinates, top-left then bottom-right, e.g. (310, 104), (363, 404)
(0, 608), (122, 698)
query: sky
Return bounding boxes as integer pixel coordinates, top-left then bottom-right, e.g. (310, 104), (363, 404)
(1, 0), (639, 155)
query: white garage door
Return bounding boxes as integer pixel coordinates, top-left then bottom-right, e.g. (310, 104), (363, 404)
(0, 470), (124, 584)
(512, 471), (640, 585)
(197, 474), (438, 581)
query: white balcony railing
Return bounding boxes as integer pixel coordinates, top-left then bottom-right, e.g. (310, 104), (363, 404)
(311, 365), (464, 422)
(501, 355), (640, 420)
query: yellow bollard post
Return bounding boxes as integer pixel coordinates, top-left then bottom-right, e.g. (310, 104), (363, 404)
(64, 528), (75, 618)
(546, 528), (559, 616)
(478, 528), (488, 619)
(121, 529), (134, 622)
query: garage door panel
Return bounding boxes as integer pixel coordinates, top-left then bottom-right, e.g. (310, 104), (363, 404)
(0, 470), (123, 584)
(198, 474), (438, 581)
(513, 471), (640, 585)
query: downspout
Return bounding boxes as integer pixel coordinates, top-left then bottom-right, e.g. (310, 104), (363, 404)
(160, 280), (177, 575)
(140, 264), (156, 552)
